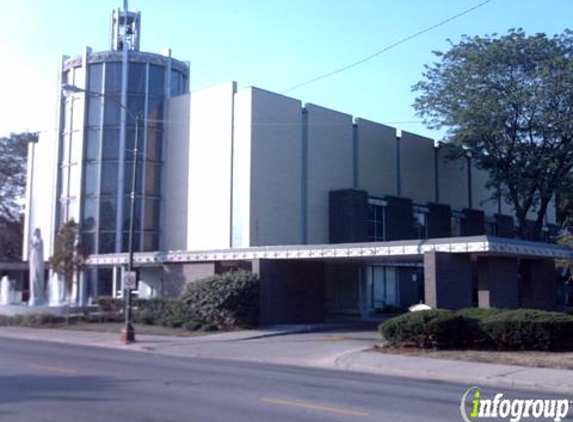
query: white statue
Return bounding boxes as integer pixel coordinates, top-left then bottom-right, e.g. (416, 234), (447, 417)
(0, 274), (10, 305)
(29, 228), (47, 306)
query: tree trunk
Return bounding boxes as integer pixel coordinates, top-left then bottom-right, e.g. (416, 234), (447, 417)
(533, 196), (552, 241)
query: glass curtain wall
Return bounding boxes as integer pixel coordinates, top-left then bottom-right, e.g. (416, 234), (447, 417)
(80, 58), (187, 256)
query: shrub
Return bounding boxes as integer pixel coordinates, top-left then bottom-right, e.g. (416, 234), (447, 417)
(481, 309), (573, 351)
(379, 309), (469, 349)
(21, 313), (66, 326)
(0, 313), (66, 327)
(180, 270), (259, 329)
(455, 308), (506, 320)
(95, 297), (124, 314)
(454, 308), (508, 346)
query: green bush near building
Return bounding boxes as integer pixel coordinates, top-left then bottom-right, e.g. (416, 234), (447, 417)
(95, 270), (259, 331)
(179, 270), (259, 329)
(379, 308), (573, 351)
(379, 309), (469, 349)
(481, 309), (573, 351)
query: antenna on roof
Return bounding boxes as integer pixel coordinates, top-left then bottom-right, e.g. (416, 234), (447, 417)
(110, 2), (141, 51)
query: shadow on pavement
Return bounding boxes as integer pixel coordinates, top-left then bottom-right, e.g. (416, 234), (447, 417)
(0, 375), (130, 405)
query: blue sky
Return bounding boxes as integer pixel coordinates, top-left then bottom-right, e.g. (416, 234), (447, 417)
(0, 0), (571, 139)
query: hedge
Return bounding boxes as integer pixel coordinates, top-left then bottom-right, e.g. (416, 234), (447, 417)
(180, 270), (259, 329)
(94, 270), (259, 331)
(379, 308), (573, 351)
(480, 309), (573, 351)
(379, 309), (469, 349)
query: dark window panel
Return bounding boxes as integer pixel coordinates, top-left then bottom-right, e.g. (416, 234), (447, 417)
(103, 94), (122, 126)
(80, 232), (95, 255)
(143, 198), (160, 230)
(99, 232), (116, 254)
(105, 63), (122, 93)
(170, 70), (181, 97)
(85, 129), (100, 161)
(147, 97), (163, 123)
(146, 129), (162, 161)
(125, 127), (144, 156)
(100, 162), (118, 195)
(128, 63), (146, 93)
(102, 129), (119, 160)
(127, 94), (145, 125)
(143, 232), (159, 251)
(82, 198), (98, 231)
(87, 97), (102, 127)
(99, 197), (117, 230)
(83, 163), (98, 196)
(123, 162), (143, 194)
(149, 65), (165, 95)
(145, 164), (161, 196)
(122, 196), (142, 230)
(122, 231), (142, 253)
(88, 63), (103, 94)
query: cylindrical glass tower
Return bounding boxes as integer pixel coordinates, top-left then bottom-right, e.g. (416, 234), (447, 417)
(57, 7), (189, 294)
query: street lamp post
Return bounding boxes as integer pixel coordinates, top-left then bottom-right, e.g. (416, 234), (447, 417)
(61, 83), (139, 343)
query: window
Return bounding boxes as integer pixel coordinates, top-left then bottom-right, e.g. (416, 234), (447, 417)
(80, 233), (95, 255)
(123, 162), (143, 194)
(102, 129), (119, 160)
(148, 65), (165, 95)
(143, 198), (160, 230)
(367, 199), (386, 241)
(82, 198), (98, 231)
(99, 198), (117, 230)
(83, 163), (98, 196)
(145, 164), (161, 196)
(85, 129), (100, 161)
(147, 97), (163, 122)
(146, 129), (162, 161)
(122, 231), (141, 253)
(99, 232), (116, 254)
(100, 162), (118, 195)
(451, 211), (464, 237)
(103, 95), (121, 125)
(87, 96), (102, 127)
(105, 63), (122, 93)
(122, 196), (142, 230)
(143, 232), (159, 251)
(127, 94), (145, 124)
(88, 64), (103, 94)
(413, 206), (429, 239)
(485, 218), (497, 236)
(170, 70), (181, 97)
(128, 63), (146, 93)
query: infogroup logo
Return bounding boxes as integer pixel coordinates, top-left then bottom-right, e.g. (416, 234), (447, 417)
(460, 387), (571, 422)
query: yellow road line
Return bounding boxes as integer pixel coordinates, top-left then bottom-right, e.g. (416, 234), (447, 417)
(28, 363), (77, 375)
(261, 397), (370, 417)
(323, 335), (347, 341)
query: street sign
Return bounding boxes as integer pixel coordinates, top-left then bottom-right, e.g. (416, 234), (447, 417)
(123, 271), (137, 290)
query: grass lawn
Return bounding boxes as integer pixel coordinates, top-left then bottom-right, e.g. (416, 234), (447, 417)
(376, 345), (573, 370)
(38, 321), (210, 337)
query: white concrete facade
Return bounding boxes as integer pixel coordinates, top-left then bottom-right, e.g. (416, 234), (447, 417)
(158, 82), (557, 252)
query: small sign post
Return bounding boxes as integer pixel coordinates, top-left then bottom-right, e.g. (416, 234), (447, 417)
(123, 271), (137, 290)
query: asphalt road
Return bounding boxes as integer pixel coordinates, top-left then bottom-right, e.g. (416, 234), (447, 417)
(0, 337), (567, 422)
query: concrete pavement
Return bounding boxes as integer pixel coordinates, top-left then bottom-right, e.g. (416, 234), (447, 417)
(0, 325), (572, 394)
(7, 335), (547, 422)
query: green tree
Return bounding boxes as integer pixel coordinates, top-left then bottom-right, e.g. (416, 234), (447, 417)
(49, 220), (87, 300)
(0, 132), (34, 260)
(413, 29), (573, 239)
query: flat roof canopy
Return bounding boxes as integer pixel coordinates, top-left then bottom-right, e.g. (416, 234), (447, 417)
(86, 235), (573, 267)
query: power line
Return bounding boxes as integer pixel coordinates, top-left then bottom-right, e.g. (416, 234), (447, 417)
(281, 0), (497, 94)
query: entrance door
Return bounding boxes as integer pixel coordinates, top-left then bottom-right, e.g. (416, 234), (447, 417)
(372, 266), (398, 309)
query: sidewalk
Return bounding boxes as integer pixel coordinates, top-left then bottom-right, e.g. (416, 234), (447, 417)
(1, 325), (572, 394)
